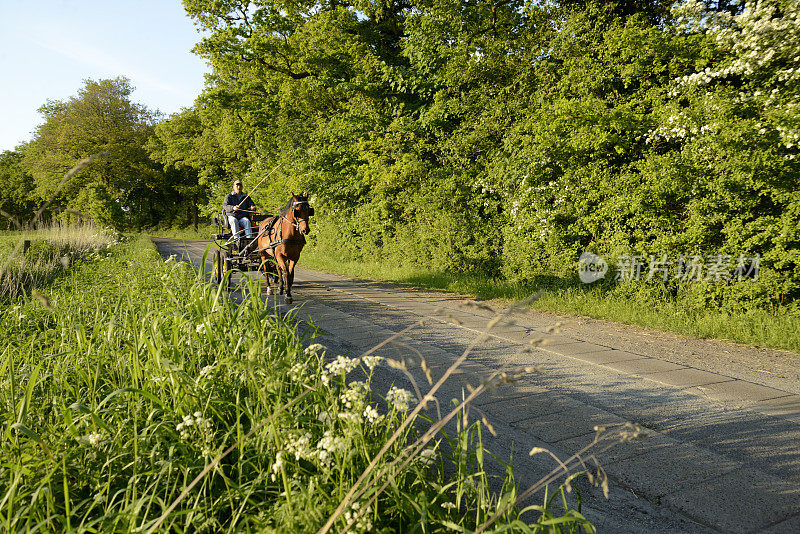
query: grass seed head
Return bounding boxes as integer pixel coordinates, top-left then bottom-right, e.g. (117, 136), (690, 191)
(387, 358), (406, 370)
(32, 289), (54, 311)
(420, 357), (433, 385)
(481, 415), (497, 436)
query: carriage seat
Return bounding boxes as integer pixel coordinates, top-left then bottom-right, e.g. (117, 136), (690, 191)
(213, 212), (272, 243)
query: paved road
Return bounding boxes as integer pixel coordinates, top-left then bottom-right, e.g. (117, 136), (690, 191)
(153, 238), (800, 533)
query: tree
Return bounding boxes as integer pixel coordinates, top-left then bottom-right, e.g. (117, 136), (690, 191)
(0, 149), (37, 229)
(145, 108), (224, 226)
(21, 77), (164, 228)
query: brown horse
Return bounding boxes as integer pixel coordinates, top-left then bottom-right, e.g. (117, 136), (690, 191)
(257, 193), (314, 304)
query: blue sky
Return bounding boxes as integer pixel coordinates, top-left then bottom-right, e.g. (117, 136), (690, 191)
(0, 0), (209, 152)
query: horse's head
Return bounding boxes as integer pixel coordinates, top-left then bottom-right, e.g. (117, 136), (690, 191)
(289, 192), (314, 235)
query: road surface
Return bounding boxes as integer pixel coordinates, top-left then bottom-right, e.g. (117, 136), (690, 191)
(153, 237), (800, 533)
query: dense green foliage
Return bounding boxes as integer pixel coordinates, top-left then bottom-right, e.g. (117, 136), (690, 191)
(0, 151), (37, 229)
(166, 0), (799, 315)
(0, 236), (595, 532)
(1, 0), (798, 316)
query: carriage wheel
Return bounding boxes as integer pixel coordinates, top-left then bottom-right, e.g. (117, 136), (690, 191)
(213, 250), (223, 284)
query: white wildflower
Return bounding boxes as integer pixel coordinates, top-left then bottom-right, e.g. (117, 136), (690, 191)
(304, 343), (326, 355)
(343, 501), (373, 532)
(325, 355), (359, 376)
(340, 381), (369, 410)
(285, 432), (314, 461)
(419, 447), (436, 466)
(177, 412), (212, 442)
(362, 354), (383, 371)
(386, 386), (415, 412)
(338, 411), (362, 423)
(199, 365), (215, 379)
(363, 405), (383, 424)
(271, 451), (283, 482)
(195, 323), (207, 334)
(289, 362), (307, 382)
(316, 430), (346, 464)
(86, 432), (105, 447)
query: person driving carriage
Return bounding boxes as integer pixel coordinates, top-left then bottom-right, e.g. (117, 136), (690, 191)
(223, 179), (257, 242)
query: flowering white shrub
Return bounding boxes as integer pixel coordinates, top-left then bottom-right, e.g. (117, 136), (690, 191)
(668, 0), (800, 152)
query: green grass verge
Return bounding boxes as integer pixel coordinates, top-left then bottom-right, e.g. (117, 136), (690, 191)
(0, 226), (118, 302)
(1, 234), (601, 532)
(300, 249), (800, 354)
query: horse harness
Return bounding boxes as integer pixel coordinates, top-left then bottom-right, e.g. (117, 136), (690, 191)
(264, 214), (306, 249)
(238, 199), (310, 254)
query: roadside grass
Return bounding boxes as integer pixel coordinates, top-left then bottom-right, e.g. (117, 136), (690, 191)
(0, 224), (118, 302)
(0, 234), (630, 532)
(300, 250), (800, 354)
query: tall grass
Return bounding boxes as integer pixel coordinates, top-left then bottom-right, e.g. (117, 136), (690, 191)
(0, 235), (638, 532)
(0, 224), (118, 302)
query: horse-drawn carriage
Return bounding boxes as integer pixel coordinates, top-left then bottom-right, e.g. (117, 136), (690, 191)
(211, 193), (314, 304)
(211, 212), (272, 288)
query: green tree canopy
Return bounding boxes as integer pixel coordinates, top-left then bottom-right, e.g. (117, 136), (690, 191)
(0, 149), (38, 229)
(21, 77), (164, 228)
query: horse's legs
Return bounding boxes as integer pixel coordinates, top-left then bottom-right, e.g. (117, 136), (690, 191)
(261, 253), (276, 296)
(285, 259), (297, 302)
(275, 254), (288, 298)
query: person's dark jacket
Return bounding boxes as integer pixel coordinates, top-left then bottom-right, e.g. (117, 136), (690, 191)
(223, 192), (256, 219)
